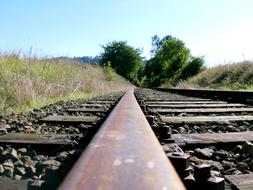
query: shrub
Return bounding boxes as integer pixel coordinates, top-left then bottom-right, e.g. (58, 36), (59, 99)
(100, 41), (143, 85)
(144, 35), (203, 87)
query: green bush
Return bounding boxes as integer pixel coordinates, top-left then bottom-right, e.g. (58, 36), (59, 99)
(144, 35), (203, 87)
(100, 41), (143, 85)
(175, 57), (204, 81)
(103, 63), (115, 81)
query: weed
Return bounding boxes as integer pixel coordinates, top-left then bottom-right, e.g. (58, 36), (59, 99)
(177, 61), (253, 90)
(0, 54), (131, 114)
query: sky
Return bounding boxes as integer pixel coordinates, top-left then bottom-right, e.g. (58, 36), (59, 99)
(0, 0), (253, 66)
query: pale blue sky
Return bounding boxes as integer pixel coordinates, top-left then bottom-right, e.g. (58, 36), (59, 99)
(0, 0), (253, 66)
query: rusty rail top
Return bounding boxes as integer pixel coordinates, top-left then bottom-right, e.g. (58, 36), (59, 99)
(59, 89), (185, 190)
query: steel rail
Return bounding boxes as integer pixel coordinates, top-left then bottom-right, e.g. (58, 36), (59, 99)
(59, 89), (185, 190)
(155, 87), (253, 104)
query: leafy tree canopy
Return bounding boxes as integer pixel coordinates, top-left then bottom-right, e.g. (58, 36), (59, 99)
(144, 35), (204, 87)
(100, 41), (143, 85)
(175, 56), (204, 81)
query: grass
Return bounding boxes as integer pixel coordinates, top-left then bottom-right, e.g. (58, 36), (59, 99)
(0, 54), (131, 114)
(175, 61), (253, 90)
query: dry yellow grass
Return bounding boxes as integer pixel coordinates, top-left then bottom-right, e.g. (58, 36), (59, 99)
(176, 61), (253, 90)
(0, 54), (131, 114)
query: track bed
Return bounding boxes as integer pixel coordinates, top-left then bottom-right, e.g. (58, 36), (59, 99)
(0, 93), (123, 189)
(135, 88), (253, 190)
(2, 87), (253, 190)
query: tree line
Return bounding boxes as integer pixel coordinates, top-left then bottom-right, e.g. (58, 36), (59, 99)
(99, 35), (204, 87)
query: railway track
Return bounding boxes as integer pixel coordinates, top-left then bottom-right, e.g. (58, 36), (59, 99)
(0, 92), (123, 190)
(135, 88), (253, 190)
(1, 88), (253, 189)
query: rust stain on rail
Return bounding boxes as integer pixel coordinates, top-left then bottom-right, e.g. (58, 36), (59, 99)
(59, 89), (185, 190)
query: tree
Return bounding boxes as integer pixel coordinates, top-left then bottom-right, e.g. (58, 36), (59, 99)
(100, 41), (143, 85)
(150, 35), (174, 57)
(175, 56), (204, 81)
(144, 35), (203, 87)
